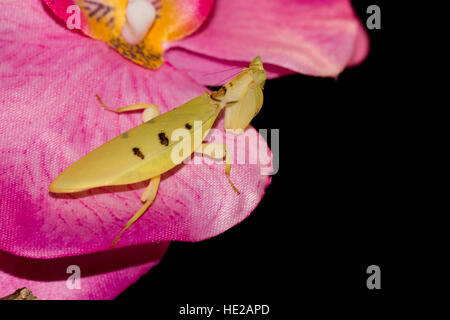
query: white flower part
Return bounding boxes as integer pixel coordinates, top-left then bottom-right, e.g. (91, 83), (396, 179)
(121, 0), (156, 45)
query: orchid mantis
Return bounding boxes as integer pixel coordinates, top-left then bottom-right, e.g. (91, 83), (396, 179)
(50, 57), (267, 247)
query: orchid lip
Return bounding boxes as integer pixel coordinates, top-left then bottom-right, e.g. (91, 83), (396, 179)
(121, 0), (156, 45)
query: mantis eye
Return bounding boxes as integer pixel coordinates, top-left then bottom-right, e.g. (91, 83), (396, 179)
(250, 56), (263, 68)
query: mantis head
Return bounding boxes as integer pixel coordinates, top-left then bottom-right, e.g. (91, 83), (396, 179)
(249, 56), (267, 89)
(218, 56), (267, 133)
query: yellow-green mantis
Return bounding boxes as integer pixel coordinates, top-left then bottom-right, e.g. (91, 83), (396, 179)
(49, 57), (267, 247)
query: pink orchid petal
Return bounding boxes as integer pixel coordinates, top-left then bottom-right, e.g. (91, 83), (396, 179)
(165, 0), (369, 85)
(42, 0), (89, 31)
(0, 243), (169, 300)
(346, 22), (370, 67)
(164, 48), (294, 86)
(0, 0), (272, 259)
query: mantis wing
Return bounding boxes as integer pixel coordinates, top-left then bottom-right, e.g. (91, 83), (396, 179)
(49, 93), (220, 193)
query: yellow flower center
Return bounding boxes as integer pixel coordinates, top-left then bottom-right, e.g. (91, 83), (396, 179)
(73, 0), (211, 69)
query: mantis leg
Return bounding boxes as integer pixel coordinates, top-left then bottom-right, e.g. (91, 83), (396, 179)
(195, 143), (240, 195)
(105, 96), (162, 247)
(110, 175), (161, 248)
(95, 94), (159, 122)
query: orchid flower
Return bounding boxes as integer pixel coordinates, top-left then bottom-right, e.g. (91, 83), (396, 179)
(0, 0), (368, 299)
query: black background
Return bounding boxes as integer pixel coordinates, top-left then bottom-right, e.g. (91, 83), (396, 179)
(115, 0), (406, 316)
(0, 1), (436, 314)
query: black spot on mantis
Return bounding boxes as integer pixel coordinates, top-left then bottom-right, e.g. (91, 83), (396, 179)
(132, 147), (145, 160)
(185, 123), (192, 130)
(158, 132), (169, 146)
(210, 95), (222, 102)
